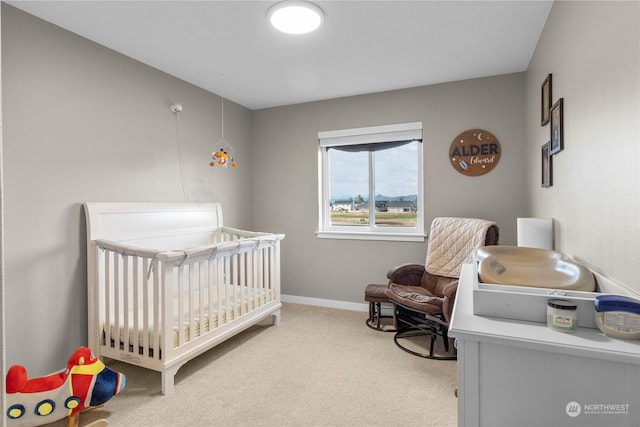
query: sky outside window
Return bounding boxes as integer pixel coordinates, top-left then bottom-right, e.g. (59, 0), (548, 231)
(329, 141), (419, 200)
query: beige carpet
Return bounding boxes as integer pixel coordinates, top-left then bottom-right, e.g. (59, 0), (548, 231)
(49, 303), (457, 427)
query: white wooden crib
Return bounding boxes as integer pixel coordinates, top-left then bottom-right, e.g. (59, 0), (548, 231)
(84, 202), (284, 395)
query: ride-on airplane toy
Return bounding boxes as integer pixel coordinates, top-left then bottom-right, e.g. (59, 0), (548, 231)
(5, 346), (125, 427)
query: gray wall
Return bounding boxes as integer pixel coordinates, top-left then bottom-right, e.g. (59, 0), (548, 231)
(2, 5), (253, 373)
(525, 1), (640, 294)
(252, 74), (527, 304)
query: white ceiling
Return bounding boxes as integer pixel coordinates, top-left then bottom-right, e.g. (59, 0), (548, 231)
(7, 1), (553, 110)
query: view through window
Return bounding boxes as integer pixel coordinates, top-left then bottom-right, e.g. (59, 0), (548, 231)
(318, 122), (424, 240)
(328, 141), (419, 227)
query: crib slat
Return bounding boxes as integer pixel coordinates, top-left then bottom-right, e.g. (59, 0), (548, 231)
(198, 261), (206, 334)
(142, 258), (150, 358)
(239, 252), (246, 316)
(177, 266), (184, 347)
(272, 246), (277, 301)
(104, 250), (111, 349)
(251, 250), (260, 307)
(213, 258), (226, 327)
(265, 247), (270, 303)
(268, 246), (274, 302)
(225, 256), (231, 322)
(153, 258), (161, 360)
(208, 259), (215, 330)
(123, 255), (130, 355)
(105, 250), (110, 348)
(268, 247), (273, 302)
(114, 254), (121, 351)
(257, 247), (264, 305)
(262, 248), (268, 304)
(256, 248), (262, 307)
(247, 251), (253, 311)
(261, 248), (266, 305)
(188, 263), (196, 343)
(221, 257), (227, 322)
(273, 246), (278, 301)
(263, 248), (268, 303)
(232, 253), (238, 319)
(132, 257), (139, 353)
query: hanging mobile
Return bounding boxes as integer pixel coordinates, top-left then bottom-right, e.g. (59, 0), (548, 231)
(210, 74), (237, 168)
(210, 141), (236, 168)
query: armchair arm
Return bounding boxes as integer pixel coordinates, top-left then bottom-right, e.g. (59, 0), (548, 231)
(442, 281), (459, 299)
(386, 263), (425, 286)
(442, 280), (459, 323)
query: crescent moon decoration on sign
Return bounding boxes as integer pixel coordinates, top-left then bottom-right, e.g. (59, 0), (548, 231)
(449, 129), (501, 176)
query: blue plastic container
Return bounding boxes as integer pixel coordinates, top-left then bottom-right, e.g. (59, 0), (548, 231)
(594, 295), (640, 340)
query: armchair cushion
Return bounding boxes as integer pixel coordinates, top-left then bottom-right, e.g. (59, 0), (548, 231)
(386, 283), (443, 314)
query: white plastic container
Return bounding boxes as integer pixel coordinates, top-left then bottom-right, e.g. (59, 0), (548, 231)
(547, 299), (577, 332)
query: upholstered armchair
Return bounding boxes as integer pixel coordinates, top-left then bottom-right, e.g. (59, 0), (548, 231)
(386, 217), (499, 359)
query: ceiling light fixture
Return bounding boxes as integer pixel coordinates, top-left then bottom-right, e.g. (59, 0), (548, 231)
(268, 0), (324, 35)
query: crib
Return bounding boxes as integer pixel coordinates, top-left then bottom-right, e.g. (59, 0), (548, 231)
(83, 202), (284, 395)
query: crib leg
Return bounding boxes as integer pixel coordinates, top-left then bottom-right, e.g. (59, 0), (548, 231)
(271, 308), (281, 326)
(161, 366), (180, 395)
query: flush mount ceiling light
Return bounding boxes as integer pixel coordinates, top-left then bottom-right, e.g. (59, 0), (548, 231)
(268, 0), (324, 35)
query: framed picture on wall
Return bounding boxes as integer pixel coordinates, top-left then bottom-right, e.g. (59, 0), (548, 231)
(541, 74), (552, 126)
(542, 141), (552, 187)
(550, 98), (564, 155)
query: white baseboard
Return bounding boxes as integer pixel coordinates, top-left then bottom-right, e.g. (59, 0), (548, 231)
(281, 294), (369, 312)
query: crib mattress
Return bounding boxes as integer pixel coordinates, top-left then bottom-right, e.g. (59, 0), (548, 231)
(102, 286), (275, 352)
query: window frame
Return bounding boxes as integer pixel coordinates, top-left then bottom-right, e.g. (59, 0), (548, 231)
(317, 122), (425, 242)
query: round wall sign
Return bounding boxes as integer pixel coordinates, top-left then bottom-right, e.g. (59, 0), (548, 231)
(449, 129), (501, 176)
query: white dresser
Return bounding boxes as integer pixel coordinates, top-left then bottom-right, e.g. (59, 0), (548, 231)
(449, 263), (640, 427)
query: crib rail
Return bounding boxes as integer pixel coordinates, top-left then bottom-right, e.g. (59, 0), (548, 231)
(89, 227), (284, 367)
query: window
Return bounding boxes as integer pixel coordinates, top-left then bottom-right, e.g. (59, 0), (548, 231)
(317, 122), (424, 241)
